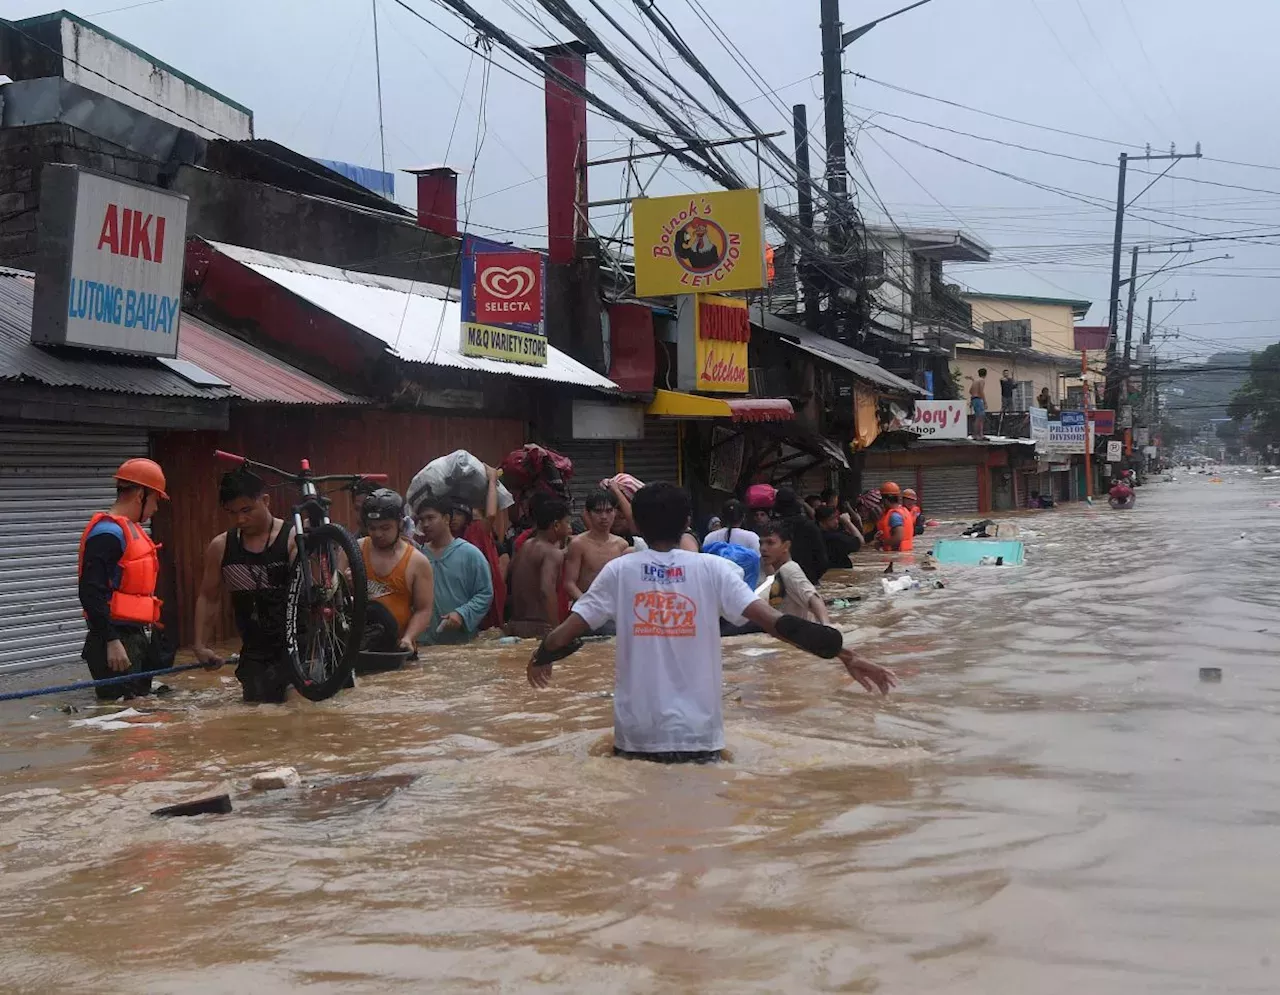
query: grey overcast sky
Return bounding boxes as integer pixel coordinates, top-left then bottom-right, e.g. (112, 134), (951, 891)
(13, 0), (1280, 358)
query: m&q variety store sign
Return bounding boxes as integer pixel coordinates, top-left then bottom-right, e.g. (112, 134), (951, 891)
(32, 165), (188, 358)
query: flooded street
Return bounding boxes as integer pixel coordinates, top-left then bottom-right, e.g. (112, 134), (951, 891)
(2, 472), (1278, 993)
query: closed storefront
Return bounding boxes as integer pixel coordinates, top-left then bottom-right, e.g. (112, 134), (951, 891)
(621, 419), (681, 488)
(920, 464), (981, 517)
(550, 439), (618, 518)
(0, 424), (149, 673)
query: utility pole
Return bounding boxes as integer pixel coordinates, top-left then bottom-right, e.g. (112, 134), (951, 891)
(818, 0), (936, 343)
(793, 104), (820, 331)
(1122, 245), (1139, 365)
(819, 0), (849, 340)
(371, 0), (387, 175)
(1105, 145), (1201, 405)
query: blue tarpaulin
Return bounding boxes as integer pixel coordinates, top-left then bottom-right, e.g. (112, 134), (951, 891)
(313, 159), (395, 199)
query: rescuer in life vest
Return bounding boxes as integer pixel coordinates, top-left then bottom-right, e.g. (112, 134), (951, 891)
(876, 481), (914, 553)
(77, 458), (171, 700)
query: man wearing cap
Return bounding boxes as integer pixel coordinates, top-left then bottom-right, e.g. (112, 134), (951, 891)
(901, 488), (925, 537)
(876, 481), (914, 552)
(77, 458), (170, 699)
(359, 488), (434, 652)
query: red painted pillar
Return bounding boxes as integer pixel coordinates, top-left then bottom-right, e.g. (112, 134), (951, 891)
(539, 42), (591, 265)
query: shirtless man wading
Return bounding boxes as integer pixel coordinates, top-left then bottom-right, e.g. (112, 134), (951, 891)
(504, 497), (572, 639)
(565, 489), (630, 635)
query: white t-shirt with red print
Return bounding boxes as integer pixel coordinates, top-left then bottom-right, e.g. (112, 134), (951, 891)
(571, 549), (758, 753)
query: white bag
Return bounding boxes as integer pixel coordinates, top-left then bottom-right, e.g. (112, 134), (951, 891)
(407, 450), (513, 514)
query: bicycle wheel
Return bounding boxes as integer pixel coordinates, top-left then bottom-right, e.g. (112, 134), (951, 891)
(285, 523), (367, 701)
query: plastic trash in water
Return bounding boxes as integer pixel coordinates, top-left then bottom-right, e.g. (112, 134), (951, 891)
(881, 574), (920, 595)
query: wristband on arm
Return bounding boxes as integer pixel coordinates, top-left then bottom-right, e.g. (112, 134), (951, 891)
(775, 614), (844, 659)
(533, 637), (584, 667)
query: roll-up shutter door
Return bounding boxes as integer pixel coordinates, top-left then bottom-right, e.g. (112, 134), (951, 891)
(0, 424), (149, 673)
(920, 464), (980, 517)
(546, 439), (618, 519)
(621, 419), (681, 489)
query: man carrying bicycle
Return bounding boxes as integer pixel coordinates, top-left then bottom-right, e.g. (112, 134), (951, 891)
(193, 469), (294, 703)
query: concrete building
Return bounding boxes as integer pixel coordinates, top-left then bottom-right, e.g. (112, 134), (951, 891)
(865, 227), (991, 372)
(955, 292), (1092, 430)
(0, 10), (253, 140)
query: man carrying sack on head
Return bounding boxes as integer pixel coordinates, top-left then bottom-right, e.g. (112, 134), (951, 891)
(77, 458), (170, 700)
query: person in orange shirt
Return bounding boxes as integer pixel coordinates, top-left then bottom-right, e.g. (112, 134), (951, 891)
(359, 489), (434, 652)
(875, 481), (914, 552)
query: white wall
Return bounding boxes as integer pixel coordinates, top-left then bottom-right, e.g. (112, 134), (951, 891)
(59, 19), (252, 141)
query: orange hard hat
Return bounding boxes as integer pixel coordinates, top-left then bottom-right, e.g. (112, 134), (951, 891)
(880, 481), (902, 497)
(902, 488), (918, 500)
(115, 458), (169, 500)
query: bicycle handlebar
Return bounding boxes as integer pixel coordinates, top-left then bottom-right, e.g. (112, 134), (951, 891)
(213, 450), (389, 485)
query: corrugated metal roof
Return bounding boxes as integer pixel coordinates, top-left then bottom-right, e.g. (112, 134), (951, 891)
(749, 306), (929, 398)
(206, 241), (619, 390)
(0, 270), (359, 405)
(0, 272), (233, 399)
(177, 314), (364, 405)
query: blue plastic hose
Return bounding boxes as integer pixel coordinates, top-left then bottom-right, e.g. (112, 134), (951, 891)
(0, 660), (226, 703)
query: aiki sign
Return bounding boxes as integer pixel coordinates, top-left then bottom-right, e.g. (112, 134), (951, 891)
(460, 235), (547, 367)
(32, 164), (188, 358)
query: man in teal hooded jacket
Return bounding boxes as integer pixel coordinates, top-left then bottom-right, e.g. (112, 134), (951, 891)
(414, 496), (494, 644)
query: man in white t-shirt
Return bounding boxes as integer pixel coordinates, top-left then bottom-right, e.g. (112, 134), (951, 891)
(527, 483), (897, 764)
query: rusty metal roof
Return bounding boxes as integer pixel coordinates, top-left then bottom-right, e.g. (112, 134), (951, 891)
(177, 314), (363, 405)
(0, 270), (359, 405)
(0, 272), (232, 399)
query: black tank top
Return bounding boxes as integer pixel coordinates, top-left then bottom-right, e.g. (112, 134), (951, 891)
(221, 524), (291, 651)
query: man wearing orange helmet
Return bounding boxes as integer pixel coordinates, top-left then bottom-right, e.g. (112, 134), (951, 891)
(77, 458), (171, 699)
(901, 488), (925, 538)
(875, 481), (913, 553)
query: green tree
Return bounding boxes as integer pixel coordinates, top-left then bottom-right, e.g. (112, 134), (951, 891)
(1227, 344), (1280, 450)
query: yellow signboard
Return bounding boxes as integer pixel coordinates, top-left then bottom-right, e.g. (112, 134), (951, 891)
(460, 322), (548, 367)
(694, 295), (749, 393)
(632, 189), (766, 297)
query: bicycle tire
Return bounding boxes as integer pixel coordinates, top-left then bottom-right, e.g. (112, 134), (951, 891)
(285, 522), (367, 701)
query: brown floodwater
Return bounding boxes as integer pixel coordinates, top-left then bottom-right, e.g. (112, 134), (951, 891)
(2, 470), (1278, 993)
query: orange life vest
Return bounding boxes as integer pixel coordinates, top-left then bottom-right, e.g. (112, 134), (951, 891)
(78, 512), (163, 625)
(877, 504), (914, 552)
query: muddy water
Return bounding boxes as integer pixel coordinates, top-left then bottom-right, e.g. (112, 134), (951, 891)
(2, 472), (1278, 993)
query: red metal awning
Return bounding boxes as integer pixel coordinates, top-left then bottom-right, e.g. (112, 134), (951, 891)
(727, 398), (794, 423)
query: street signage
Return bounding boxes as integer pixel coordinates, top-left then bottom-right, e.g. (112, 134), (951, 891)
(694, 295), (750, 392)
(1106, 440), (1123, 462)
(459, 235), (547, 367)
(32, 164), (188, 358)
(906, 400), (967, 439)
(1029, 406), (1050, 449)
(1046, 410), (1086, 455)
(632, 189), (766, 296)
(1087, 409), (1115, 435)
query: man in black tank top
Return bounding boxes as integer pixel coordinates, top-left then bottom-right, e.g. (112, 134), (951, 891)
(193, 470), (294, 703)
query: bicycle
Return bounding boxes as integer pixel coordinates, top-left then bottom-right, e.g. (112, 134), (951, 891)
(215, 450), (388, 701)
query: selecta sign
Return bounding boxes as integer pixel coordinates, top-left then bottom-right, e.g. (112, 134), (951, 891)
(632, 189), (767, 297)
(32, 164), (188, 357)
(459, 235), (547, 367)
(473, 252), (543, 324)
(905, 400), (967, 439)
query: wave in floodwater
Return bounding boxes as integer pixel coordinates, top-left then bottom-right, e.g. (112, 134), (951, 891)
(1, 471), (1279, 993)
